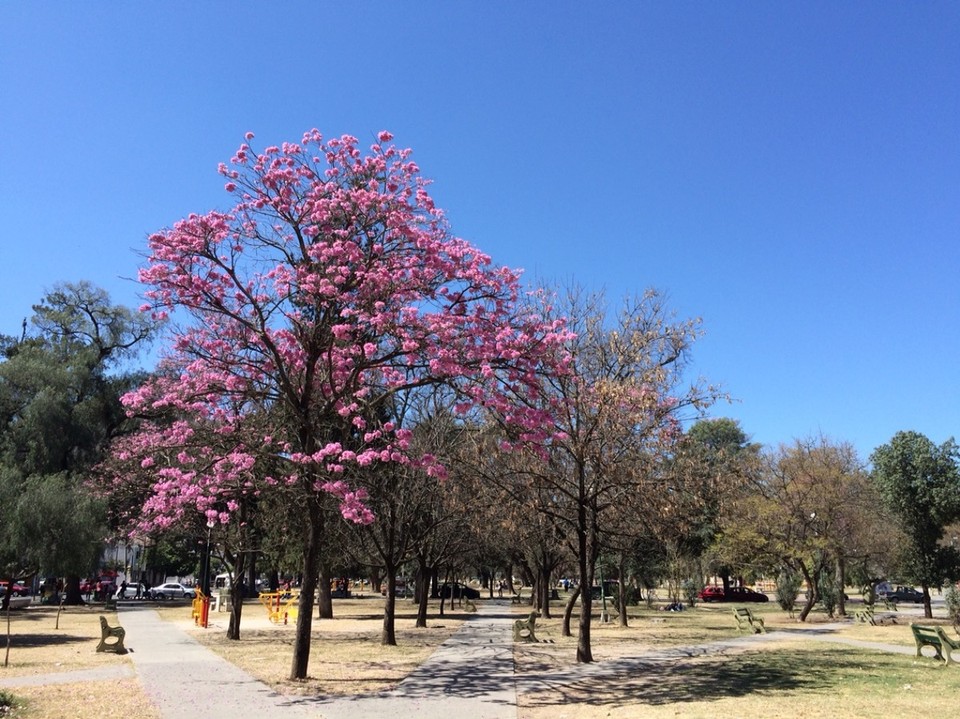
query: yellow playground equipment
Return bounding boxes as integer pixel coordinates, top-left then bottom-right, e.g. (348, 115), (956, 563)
(259, 590), (299, 624)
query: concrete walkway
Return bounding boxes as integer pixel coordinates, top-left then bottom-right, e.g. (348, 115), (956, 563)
(0, 602), (943, 718)
(115, 601), (520, 718)
(117, 605), (317, 717)
(304, 602), (518, 718)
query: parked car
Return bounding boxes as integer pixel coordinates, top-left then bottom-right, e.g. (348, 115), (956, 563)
(589, 580), (621, 600)
(381, 579), (414, 598)
(697, 585), (769, 603)
(115, 582), (146, 599)
(698, 586), (726, 602)
(0, 581), (29, 597)
(882, 586), (924, 603)
(434, 582), (480, 600)
(726, 586), (769, 603)
(149, 582), (196, 600)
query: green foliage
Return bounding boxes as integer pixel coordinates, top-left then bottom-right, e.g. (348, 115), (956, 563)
(0, 689), (20, 713)
(870, 431), (960, 590)
(944, 583), (960, 632)
(0, 283), (157, 579)
(817, 568), (840, 617)
(775, 567), (802, 613)
(681, 578), (702, 607)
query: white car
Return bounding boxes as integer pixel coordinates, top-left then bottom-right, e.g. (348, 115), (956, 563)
(115, 582), (146, 599)
(149, 582), (196, 600)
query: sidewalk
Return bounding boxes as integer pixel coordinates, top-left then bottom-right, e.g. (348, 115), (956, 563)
(2, 602), (935, 717)
(304, 601), (518, 718)
(118, 600), (519, 719)
(118, 605), (316, 717)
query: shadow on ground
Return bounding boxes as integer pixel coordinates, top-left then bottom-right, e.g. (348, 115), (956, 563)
(518, 646), (874, 709)
(1, 632), (91, 649)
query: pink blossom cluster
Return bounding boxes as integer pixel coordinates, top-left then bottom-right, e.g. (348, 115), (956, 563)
(117, 129), (571, 532)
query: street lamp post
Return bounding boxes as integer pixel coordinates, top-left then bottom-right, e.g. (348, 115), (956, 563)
(197, 519), (216, 629)
(202, 519), (215, 597)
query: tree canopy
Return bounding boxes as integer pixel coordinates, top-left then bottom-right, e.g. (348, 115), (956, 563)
(870, 430), (960, 617)
(0, 282), (156, 602)
(117, 128), (569, 678)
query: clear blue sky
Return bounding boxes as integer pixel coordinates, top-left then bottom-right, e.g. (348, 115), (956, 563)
(2, 2), (957, 462)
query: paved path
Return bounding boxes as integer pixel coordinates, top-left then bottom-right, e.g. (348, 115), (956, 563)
(304, 602), (518, 718)
(114, 600), (519, 718)
(117, 605), (317, 717)
(0, 602), (941, 718)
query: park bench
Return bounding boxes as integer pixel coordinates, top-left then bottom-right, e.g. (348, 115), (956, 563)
(910, 623), (958, 665)
(882, 597), (898, 612)
(854, 606), (876, 625)
(511, 592), (524, 605)
(513, 610), (539, 642)
(733, 607), (766, 634)
(96, 615), (126, 654)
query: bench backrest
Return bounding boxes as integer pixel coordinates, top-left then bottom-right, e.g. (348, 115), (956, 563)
(935, 626), (960, 649)
(911, 624), (940, 641)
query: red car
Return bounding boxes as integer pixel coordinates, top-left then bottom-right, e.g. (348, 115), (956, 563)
(0, 581), (29, 597)
(698, 586), (725, 602)
(698, 585), (769, 603)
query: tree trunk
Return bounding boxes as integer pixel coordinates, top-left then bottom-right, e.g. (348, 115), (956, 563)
(62, 575), (85, 606)
(415, 557), (429, 628)
(382, 568), (398, 645)
(617, 555), (628, 627)
(289, 504), (322, 680)
(835, 556), (847, 616)
(538, 564), (552, 619)
(922, 585), (933, 619)
(796, 561), (817, 622)
(576, 507), (593, 663)
(562, 584), (580, 637)
(227, 552), (246, 640)
(316, 558), (333, 619)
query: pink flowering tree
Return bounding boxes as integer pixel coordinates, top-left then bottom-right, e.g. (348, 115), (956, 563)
(119, 129), (569, 679)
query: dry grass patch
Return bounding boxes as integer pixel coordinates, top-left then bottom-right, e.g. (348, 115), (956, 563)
(5, 678), (158, 719)
(158, 597), (469, 697)
(0, 604), (156, 719)
(0, 605), (131, 678)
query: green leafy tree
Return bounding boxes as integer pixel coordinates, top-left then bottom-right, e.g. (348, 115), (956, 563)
(870, 431), (960, 618)
(0, 282), (156, 605)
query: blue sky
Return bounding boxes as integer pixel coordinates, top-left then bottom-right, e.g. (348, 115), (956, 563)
(1, 2), (957, 462)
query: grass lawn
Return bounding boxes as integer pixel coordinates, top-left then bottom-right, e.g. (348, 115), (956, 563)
(0, 594), (958, 718)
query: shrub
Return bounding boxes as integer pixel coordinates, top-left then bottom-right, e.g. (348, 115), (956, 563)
(775, 569), (802, 613)
(0, 690), (19, 715)
(818, 572), (840, 618)
(945, 583), (960, 633)
(682, 579), (702, 608)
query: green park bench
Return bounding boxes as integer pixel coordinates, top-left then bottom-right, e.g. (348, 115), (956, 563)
(96, 615), (126, 654)
(733, 607), (766, 634)
(910, 623), (958, 665)
(513, 610), (539, 642)
(854, 606), (876, 625)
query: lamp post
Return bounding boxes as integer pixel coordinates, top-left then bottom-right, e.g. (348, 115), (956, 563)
(202, 519), (215, 597)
